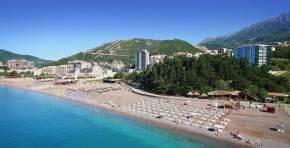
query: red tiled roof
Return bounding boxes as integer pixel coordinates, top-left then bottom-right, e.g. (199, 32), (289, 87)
(268, 92), (287, 97)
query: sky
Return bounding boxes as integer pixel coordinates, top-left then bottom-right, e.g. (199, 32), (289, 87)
(0, 0), (290, 61)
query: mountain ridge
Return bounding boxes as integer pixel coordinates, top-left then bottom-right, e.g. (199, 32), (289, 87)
(42, 38), (203, 67)
(199, 11), (290, 46)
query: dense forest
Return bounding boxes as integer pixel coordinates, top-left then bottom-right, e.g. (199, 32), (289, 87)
(271, 46), (290, 71)
(271, 46), (290, 59)
(124, 55), (289, 99)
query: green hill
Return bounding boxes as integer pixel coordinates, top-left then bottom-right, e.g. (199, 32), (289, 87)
(43, 38), (203, 67)
(199, 11), (290, 47)
(0, 49), (53, 67)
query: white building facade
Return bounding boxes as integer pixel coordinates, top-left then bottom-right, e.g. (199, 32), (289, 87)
(135, 50), (149, 71)
(149, 54), (166, 66)
(68, 60), (92, 74)
(6, 59), (34, 70)
(111, 60), (125, 69)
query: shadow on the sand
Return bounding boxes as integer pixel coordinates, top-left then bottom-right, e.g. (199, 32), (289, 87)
(207, 128), (215, 132)
(217, 106), (229, 109)
(269, 128), (278, 131)
(259, 110), (270, 113)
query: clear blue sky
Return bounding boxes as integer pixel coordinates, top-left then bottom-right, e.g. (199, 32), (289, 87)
(0, 0), (290, 61)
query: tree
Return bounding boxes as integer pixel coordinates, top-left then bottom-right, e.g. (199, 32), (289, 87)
(10, 71), (17, 76)
(257, 88), (268, 100)
(154, 77), (167, 94)
(128, 55), (288, 97)
(242, 85), (258, 98)
(231, 77), (251, 90)
(215, 80), (232, 91)
(199, 86), (213, 95)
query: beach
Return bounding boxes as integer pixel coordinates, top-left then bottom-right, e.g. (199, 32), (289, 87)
(1, 78), (290, 148)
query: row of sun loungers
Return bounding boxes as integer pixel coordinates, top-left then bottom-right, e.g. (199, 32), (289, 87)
(78, 86), (121, 94)
(62, 92), (89, 100)
(124, 100), (230, 131)
(242, 104), (263, 109)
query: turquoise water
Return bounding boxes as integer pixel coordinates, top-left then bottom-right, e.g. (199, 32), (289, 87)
(0, 85), (234, 148)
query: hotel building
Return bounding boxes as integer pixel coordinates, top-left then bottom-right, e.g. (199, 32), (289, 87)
(6, 59), (34, 70)
(68, 60), (92, 73)
(173, 52), (193, 57)
(149, 54), (166, 66)
(42, 65), (68, 76)
(135, 50), (149, 71)
(234, 44), (271, 67)
(111, 60), (125, 69)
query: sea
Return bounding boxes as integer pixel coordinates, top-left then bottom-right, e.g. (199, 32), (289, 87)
(0, 85), (235, 148)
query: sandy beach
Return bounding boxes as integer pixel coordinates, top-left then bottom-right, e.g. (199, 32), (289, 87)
(1, 78), (290, 148)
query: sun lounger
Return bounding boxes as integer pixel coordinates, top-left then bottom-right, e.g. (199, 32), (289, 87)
(250, 104), (256, 108)
(256, 105), (262, 109)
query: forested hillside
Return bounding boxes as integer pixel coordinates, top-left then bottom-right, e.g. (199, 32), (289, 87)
(42, 38), (203, 67)
(270, 46), (290, 71)
(128, 55), (289, 98)
(0, 49), (53, 67)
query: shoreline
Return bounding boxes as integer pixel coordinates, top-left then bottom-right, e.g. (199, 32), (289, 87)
(1, 81), (289, 148)
(0, 83), (246, 147)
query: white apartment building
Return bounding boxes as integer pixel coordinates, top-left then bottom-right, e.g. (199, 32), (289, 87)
(87, 65), (103, 77)
(0, 62), (3, 67)
(42, 65), (68, 76)
(193, 53), (204, 58)
(149, 54), (166, 66)
(55, 65), (68, 76)
(111, 60), (125, 69)
(37, 60), (117, 79)
(74, 66), (116, 79)
(103, 68), (116, 78)
(33, 68), (43, 76)
(68, 60), (92, 73)
(205, 50), (218, 55)
(6, 59), (34, 70)
(218, 48), (227, 54)
(135, 50), (149, 71)
(173, 52), (193, 57)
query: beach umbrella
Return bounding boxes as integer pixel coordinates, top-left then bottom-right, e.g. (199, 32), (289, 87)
(277, 124), (285, 128)
(187, 92), (193, 96)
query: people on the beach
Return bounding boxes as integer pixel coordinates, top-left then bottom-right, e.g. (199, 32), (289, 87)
(243, 122), (247, 128)
(255, 141), (262, 146)
(247, 139), (254, 145)
(264, 103), (267, 111)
